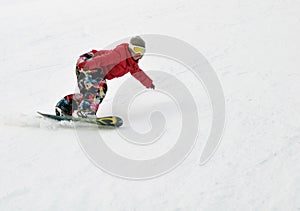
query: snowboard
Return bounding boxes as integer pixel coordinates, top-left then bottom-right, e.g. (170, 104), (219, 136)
(37, 111), (123, 128)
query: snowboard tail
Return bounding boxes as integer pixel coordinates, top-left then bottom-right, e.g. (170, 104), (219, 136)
(37, 112), (123, 128)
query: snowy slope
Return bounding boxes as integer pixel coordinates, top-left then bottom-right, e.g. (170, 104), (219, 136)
(0, 0), (299, 210)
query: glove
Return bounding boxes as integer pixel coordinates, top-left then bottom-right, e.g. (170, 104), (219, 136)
(148, 83), (155, 89)
(77, 61), (87, 69)
(82, 61), (90, 71)
(78, 60), (93, 71)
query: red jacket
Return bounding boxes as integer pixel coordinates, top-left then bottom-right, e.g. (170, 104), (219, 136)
(78, 43), (153, 88)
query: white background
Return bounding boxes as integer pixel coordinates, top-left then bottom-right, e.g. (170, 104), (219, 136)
(0, 0), (299, 210)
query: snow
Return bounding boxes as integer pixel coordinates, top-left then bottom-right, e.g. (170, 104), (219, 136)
(0, 0), (299, 210)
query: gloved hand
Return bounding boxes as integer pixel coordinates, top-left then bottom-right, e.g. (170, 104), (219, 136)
(148, 83), (155, 89)
(79, 60), (93, 71)
(82, 61), (89, 71)
(77, 61), (87, 69)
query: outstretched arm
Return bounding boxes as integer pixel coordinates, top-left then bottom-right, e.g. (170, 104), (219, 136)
(130, 67), (155, 89)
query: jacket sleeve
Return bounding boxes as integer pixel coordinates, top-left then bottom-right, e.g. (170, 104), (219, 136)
(130, 67), (153, 88)
(84, 45), (126, 70)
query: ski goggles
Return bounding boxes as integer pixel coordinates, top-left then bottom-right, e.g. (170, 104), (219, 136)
(129, 43), (145, 55)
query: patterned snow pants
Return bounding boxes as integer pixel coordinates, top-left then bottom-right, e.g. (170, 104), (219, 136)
(55, 65), (107, 116)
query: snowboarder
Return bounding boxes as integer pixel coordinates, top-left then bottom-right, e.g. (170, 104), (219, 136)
(55, 36), (155, 118)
